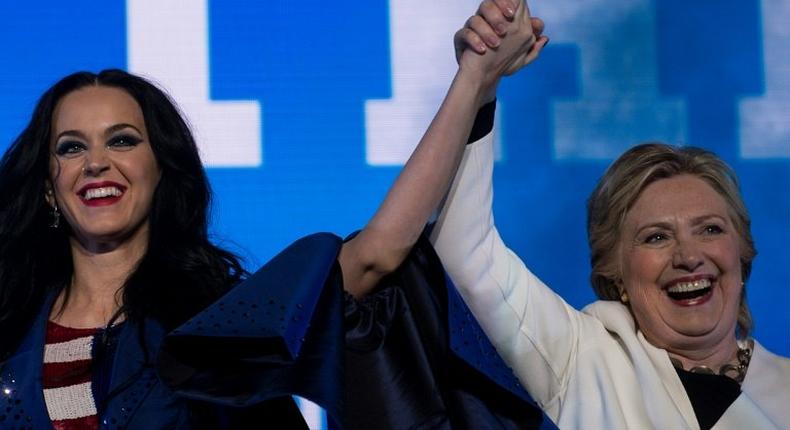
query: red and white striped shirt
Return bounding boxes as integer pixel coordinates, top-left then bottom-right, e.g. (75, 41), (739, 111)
(43, 321), (100, 430)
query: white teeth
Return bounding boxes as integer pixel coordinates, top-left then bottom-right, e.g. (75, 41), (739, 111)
(83, 187), (122, 200)
(667, 278), (712, 293)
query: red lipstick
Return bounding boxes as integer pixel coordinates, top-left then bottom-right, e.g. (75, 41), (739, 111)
(77, 181), (126, 207)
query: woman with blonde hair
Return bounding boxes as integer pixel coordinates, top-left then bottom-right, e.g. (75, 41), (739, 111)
(432, 0), (790, 428)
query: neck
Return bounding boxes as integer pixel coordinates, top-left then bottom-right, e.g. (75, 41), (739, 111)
(50, 230), (148, 328)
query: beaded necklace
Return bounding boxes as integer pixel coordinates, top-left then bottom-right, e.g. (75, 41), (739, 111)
(670, 339), (753, 383)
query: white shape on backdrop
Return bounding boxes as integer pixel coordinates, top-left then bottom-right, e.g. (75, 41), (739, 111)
(126, 0), (262, 167)
(543, 0), (687, 159)
(739, 0), (790, 158)
(126, 4), (324, 426)
(364, 0), (482, 165)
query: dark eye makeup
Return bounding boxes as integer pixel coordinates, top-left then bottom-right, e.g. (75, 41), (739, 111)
(107, 133), (143, 149)
(54, 140), (87, 156)
(53, 133), (143, 157)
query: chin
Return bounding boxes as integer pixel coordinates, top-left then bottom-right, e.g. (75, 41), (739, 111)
(673, 325), (719, 339)
(669, 318), (734, 345)
(72, 224), (142, 246)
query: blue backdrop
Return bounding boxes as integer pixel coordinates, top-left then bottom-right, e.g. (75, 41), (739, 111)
(1, 1), (788, 423)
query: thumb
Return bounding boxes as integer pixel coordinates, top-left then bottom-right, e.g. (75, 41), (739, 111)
(515, 0), (531, 20)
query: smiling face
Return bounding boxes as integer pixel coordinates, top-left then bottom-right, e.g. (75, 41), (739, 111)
(49, 85), (161, 250)
(618, 174), (742, 353)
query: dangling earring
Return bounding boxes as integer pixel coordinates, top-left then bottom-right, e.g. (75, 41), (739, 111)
(50, 204), (60, 229)
(46, 189), (60, 229)
(620, 290), (629, 304)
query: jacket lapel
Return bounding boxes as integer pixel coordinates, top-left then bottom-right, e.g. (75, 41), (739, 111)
(713, 394), (779, 429)
(713, 341), (786, 429)
(98, 319), (164, 429)
(0, 294), (58, 430)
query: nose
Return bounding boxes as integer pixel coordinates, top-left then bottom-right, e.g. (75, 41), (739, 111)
(83, 147), (110, 176)
(672, 239), (704, 272)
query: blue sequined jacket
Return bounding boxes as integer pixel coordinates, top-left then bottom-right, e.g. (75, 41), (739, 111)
(0, 233), (344, 430)
(1, 232), (555, 429)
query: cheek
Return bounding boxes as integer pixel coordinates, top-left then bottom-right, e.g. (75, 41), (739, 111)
(116, 151), (160, 188)
(49, 157), (62, 187)
(621, 247), (666, 286)
(620, 248), (670, 314)
(48, 159), (79, 196)
(714, 242), (744, 308)
(142, 160), (161, 196)
(711, 237), (743, 278)
(129, 156), (161, 201)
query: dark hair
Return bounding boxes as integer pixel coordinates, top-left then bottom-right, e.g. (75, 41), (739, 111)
(587, 142), (755, 337)
(0, 69), (245, 359)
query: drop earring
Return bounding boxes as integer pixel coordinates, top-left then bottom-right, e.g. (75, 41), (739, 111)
(46, 189), (60, 229)
(50, 204), (60, 229)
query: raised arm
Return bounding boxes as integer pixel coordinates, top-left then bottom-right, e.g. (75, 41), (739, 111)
(340, 0), (547, 297)
(428, 2), (586, 410)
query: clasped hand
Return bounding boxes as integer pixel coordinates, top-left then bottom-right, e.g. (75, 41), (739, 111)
(455, 0), (548, 92)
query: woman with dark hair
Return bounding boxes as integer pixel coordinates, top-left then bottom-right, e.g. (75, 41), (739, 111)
(0, 70), (304, 429)
(0, 71), (243, 356)
(0, 3), (548, 427)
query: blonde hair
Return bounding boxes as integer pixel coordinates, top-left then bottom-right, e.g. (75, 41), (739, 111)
(587, 143), (755, 336)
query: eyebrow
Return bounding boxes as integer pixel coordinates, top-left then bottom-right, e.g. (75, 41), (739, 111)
(54, 129), (87, 141)
(689, 214), (728, 225)
(54, 123), (143, 142)
(634, 221), (672, 235)
(634, 214), (728, 234)
(105, 123), (143, 136)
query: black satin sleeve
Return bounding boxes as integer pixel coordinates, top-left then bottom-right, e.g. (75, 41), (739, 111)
(467, 100), (496, 144)
(344, 233), (551, 430)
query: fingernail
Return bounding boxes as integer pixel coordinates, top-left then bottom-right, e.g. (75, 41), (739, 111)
(506, 7), (515, 17)
(478, 43), (488, 53)
(496, 23), (507, 34)
(489, 36), (501, 47)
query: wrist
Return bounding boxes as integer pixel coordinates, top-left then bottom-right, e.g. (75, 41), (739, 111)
(454, 66), (499, 109)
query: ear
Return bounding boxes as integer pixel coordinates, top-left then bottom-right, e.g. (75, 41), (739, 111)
(613, 277), (629, 304)
(619, 289), (629, 304)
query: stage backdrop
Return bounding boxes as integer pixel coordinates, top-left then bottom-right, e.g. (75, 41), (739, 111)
(1, 1), (788, 426)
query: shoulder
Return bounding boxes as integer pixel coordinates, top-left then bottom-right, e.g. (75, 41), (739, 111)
(250, 232), (343, 278)
(279, 232), (344, 257)
(749, 340), (790, 378)
(741, 339), (790, 422)
(581, 300), (636, 333)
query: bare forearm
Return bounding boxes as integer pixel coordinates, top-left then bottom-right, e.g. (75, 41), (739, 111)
(341, 0), (545, 296)
(341, 68), (494, 297)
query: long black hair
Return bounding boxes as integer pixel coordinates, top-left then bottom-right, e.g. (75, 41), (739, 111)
(0, 69), (245, 359)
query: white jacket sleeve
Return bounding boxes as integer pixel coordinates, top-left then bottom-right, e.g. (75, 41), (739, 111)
(429, 131), (582, 409)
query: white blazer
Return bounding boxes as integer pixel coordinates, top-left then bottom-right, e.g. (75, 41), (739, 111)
(429, 132), (790, 429)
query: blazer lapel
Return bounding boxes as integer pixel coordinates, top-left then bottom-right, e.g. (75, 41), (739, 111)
(99, 319), (164, 429)
(713, 394), (779, 429)
(0, 294), (58, 430)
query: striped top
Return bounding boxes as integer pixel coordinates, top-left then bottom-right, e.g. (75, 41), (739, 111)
(44, 321), (100, 430)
